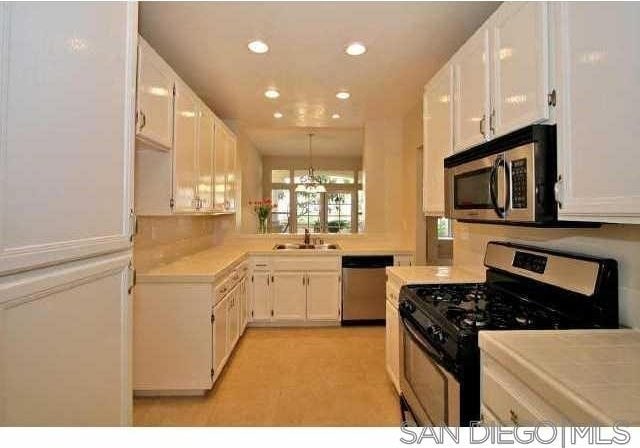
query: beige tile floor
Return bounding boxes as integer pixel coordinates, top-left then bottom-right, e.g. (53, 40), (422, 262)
(134, 327), (401, 426)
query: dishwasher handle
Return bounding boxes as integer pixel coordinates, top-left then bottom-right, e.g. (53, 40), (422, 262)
(341, 255), (394, 269)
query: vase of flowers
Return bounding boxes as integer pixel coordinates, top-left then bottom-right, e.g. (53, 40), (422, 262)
(250, 198), (276, 234)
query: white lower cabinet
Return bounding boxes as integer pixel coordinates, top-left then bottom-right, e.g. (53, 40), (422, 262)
(249, 256), (342, 325)
(307, 272), (341, 321)
(272, 272), (307, 321)
(133, 263), (249, 394)
(212, 295), (228, 376)
(0, 253), (133, 426)
(385, 280), (401, 394)
(250, 270), (272, 322)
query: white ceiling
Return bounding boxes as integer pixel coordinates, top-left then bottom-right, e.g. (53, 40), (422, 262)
(246, 127), (363, 157)
(139, 1), (499, 154)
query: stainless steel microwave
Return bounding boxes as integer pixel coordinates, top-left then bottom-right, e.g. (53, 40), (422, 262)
(444, 125), (557, 224)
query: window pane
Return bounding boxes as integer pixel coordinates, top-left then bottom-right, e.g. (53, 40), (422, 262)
(270, 189), (290, 233)
(327, 192), (352, 233)
(271, 170), (291, 184)
(358, 189), (365, 233)
(294, 170), (354, 184)
(296, 192), (322, 233)
(437, 217), (453, 239)
(316, 170), (354, 184)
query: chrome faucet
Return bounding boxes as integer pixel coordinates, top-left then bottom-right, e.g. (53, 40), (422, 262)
(304, 228), (310, 246)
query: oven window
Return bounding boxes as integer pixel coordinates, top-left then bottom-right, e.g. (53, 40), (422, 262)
(454, 168), (493, 209)
(403, 329), (448, 425)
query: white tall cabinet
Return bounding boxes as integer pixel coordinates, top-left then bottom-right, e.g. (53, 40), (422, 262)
(0, 2), (137, 425)
(553, 2), (640, 224)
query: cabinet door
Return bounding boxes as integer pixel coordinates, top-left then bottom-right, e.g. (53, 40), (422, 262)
(213, 296), (228, 376)
(213, 120), (228, 211)
(225, 132), (237, 211)
(423, 65), (453, 216)
(272, 272), (306, 321)
(240, 278), (248, 333)
(173, 80), (198, 212)
(554, 2), (640, 223)
(0, 252), (132, 426)
(306, 272), (341, 321)
(453, 26), (491, 152)
(385, 298), (400, 393)
(250, 271), (272, 321)
(196, 104), (215, 211)
(136, 37), (174, 150)
(227, 286), (240, 349)
(0, 3), (137, 275)
(491, 2), (549, 137)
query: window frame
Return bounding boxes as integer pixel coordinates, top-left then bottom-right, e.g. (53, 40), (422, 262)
(268, 168), (363, 234)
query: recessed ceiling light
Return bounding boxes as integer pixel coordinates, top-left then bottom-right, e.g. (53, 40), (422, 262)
(264, 89), (280, 99)
(345, 42), (367, 56)
(273, 112), (283, 119)
(331, 113), (341, 119)
(336, 91), (350, 100)
(248, 40), (269, 54)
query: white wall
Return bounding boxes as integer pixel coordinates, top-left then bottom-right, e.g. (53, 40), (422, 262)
(454, 221), (640, 329)
(363, 118), (404, 236)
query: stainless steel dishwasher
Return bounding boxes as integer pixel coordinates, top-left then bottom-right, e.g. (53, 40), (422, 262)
(341, 255), (394, 325)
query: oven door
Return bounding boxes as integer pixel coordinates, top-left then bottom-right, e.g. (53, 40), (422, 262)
(445, 152), (507, 221)
(400, 318), (460, 426)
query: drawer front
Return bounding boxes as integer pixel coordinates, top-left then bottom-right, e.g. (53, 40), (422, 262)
(251, 256), (271, 270)
(272, 256), (340, 272)
(481, 354), (569, 426)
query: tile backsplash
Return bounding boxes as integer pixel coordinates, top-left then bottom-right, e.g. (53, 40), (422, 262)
(134, 214), (236, 272)
(453, 221), (640, 329)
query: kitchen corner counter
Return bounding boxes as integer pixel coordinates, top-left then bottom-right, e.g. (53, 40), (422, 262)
(386, 264), (486, 286)
(137, 240), (415, 284)
(479, 329), (640, 426)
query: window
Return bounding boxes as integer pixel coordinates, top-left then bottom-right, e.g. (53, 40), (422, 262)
(437, 217), (453, 239)
(268, 168), (363, 233)
(270, 189), (291, 233)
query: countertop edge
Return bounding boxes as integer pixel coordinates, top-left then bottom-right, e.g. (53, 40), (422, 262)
(479, 331), (617, 426)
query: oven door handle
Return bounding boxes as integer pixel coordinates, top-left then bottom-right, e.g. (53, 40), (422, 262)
(402, 317), (445, 363)
(490, 156), (507, 218)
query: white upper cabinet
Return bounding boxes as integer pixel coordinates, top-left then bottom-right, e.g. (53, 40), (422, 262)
(453, 26), (491, 153)
(423, 64), (454, 216)
(172, 80), (199, 212)
(0, 2), (136, 275)
(553, 2), (640, 223)
(213, 119), (237, 212)
(225, 132), (238, 212)
(491, 2), (550, 137)
(136, 37), (174, 150)
(196, 103), (215, 212)
(451, 2), (551, 154)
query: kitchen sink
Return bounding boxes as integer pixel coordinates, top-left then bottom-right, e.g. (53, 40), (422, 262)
(273, 243), (341, 250)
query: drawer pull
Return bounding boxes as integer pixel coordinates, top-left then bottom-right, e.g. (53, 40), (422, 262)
(509, 409), (519, 426)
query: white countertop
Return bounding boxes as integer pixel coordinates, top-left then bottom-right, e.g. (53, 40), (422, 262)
(386, 265), (486, 285)
(137, 240), (414, 284)
(479, 329), (640, 426)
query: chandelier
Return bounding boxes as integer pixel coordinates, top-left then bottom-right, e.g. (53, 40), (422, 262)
(295, 133), (326, 193)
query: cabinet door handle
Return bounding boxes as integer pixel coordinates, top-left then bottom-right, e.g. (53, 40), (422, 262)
(489, 109), (496, 134)
(139, 111), (146, 131)
(479, 114), (486, 137)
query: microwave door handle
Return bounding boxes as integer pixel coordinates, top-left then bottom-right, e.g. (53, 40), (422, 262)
(490, 157), (506, 218)
(503, 159), (511, 215)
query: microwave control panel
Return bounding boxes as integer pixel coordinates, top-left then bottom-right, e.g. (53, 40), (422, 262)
(511, 158), (527, 208)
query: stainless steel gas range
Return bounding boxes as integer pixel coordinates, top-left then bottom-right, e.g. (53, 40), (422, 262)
(398, 241), (619, 426)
